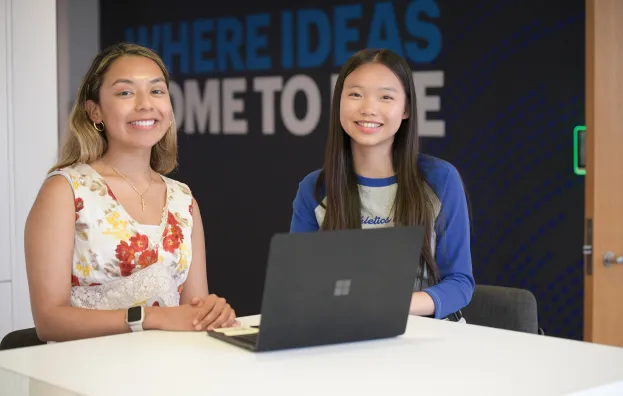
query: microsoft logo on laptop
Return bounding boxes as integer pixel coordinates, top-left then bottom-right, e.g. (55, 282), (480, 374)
(334, 279), (351, 296)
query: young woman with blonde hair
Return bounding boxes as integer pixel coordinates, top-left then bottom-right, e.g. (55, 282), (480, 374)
(25, 43), (236, 342)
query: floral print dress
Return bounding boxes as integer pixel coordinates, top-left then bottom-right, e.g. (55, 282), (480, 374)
(48, 163), (194, 309)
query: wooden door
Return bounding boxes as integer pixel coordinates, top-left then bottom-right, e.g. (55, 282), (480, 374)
(584, 0), (623, 346)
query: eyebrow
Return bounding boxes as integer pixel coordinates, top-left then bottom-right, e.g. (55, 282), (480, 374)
(111, 77), (165, 86)
(346, 84), (398, 92)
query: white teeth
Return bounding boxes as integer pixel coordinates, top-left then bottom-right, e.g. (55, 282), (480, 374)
(357, 121), (381, 128)
(130, 120), (156, 126)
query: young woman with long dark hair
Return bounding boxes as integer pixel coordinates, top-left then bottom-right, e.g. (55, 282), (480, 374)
(290, 49), (474, 321)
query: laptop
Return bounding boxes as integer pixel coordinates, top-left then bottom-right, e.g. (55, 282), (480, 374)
(207, 226), (425, 352)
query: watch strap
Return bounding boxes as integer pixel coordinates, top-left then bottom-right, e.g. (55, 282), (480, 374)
(129, 322), (144, 332)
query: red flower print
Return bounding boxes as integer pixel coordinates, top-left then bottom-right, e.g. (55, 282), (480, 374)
(120, 262), (136, 277)
(161, 211), (184, 251)
(129, 233), (148, 252)
(138, 249), (158, 268)
(89, 283), (101, 286)
(163, 234), (180, 253)
(107, 185), (117, 201)
(71, 275), (80, 287)
(152, 301), (160, 307)
(115, 241), (135, 264)
(172, 225), (183, 241)
(167, 212), (177, 225)
(75, 198), (84, 221)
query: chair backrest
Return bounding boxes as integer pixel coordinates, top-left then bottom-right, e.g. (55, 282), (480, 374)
(462, 284), (541, 334)
(0, 328), (45, 350)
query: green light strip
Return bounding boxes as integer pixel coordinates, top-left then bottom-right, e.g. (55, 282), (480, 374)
(573, 125), (586, 176)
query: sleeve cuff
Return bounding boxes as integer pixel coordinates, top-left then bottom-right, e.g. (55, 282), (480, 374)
(423, 288), (444, 319)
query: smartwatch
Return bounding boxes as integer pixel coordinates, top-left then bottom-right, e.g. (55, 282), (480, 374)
(126, 306), (144, 332)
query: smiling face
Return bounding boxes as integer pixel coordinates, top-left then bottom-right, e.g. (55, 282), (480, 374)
(339, 62), (409, 152)
(86, 55), (172, 151)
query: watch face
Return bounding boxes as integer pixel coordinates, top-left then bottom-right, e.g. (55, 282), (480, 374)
(127, 306), (142, 323)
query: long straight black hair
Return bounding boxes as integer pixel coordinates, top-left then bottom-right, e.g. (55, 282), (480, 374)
(315, 48), (441, 285)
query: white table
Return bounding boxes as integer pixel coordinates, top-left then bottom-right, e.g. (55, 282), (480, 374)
(0, 315), (622, 396)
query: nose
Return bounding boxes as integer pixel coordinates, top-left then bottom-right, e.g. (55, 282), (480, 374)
(359, 97), (377, 116)
(135, 90), (154, 111)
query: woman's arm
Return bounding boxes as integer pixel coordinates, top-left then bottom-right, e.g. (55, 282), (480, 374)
(24, 175), (169, 342)
(409, 292), (436, 316)
(180, 198), (235, 330)
(419, 164), (475, 318)
(290, 171), (321, 232)
(179, 198), (209, 303)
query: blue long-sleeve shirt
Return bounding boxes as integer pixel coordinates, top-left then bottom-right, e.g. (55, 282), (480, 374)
(289, 154), (474, 319)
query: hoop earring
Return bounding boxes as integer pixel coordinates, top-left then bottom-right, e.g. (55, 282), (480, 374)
(93, 121), (105, 132)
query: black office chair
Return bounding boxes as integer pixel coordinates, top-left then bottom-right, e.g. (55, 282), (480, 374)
(0, 328), (45, 350)
(462, 284), (544, 334)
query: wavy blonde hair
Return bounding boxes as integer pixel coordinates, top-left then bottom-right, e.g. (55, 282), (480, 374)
(51, 42), (178, 174)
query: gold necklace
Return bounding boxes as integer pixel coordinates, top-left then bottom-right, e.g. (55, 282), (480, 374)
(102, 157), (154, 211)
